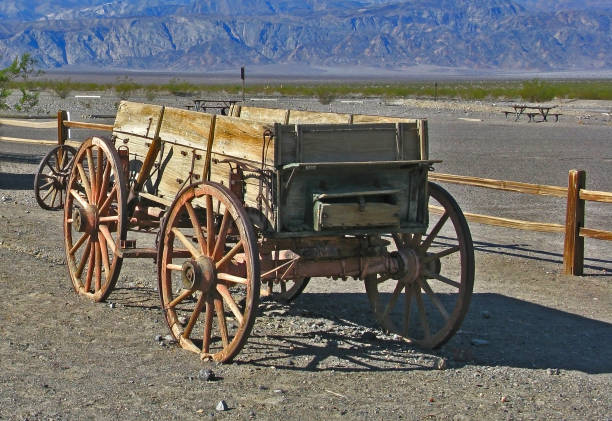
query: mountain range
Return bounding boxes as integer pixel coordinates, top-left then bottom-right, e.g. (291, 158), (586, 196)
(0, 0), (611, 73)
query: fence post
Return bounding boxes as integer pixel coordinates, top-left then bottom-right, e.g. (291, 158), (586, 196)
(563, 169), (586, 275)
(57, 110), (68, 146)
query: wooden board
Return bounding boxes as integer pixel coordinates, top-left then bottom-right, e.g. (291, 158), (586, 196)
(274, 123), (421, 166)
(288, 110), (352, 124)
(239, 107), (289, 125)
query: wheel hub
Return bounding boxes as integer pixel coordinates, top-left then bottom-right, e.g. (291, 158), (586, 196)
(182, 256), (217, 293)
(394, 248), (421, 284)
(72, 205), (98, 234)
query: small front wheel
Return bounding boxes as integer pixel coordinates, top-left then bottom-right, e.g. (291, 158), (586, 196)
(158, 182), (260, 363)
(34, 144), (77, 210)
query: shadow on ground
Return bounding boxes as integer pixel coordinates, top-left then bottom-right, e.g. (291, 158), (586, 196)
(0, 172), (34, 189)
(241, 292), (612, 374)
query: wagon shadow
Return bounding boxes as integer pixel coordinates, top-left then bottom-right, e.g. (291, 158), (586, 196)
(0, 172), (34, 189)
(244, 292), (612, 374)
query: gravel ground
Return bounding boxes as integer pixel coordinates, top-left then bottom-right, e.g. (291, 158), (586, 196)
(0, 92), (610, 420)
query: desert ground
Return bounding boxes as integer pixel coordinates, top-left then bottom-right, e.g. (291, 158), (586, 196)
(0, 90), (610, 420)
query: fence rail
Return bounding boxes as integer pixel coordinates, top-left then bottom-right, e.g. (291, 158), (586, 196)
(429, 171), (612, 275)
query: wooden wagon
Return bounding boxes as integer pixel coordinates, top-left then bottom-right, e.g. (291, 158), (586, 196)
(35, 102), (474, 362)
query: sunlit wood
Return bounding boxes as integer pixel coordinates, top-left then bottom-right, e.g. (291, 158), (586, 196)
(216, 284), (244, 325)
(171, 227), (201, 258)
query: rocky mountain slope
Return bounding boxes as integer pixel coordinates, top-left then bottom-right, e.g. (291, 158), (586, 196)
(0, 0), (610, 72)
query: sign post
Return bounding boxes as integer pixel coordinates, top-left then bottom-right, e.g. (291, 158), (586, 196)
(241, 66), (245, 102)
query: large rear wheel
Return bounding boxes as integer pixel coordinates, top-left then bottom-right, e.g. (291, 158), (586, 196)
(365, 182), (474, 349)
(64, 137), (127, 302)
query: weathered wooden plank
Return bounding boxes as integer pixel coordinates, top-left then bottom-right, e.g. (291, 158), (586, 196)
(579, 227), (612, 241)
(564, 170), (586, 275)
(314, 202), (400, 231)
(288, 110), (351, 124)
(352, 114), (418, 124)
(64, 121), (113, 131)
(430, 205), (565, 233)
(579, 189), (612, 203)
(0, 118), (57, 128)
(211, 115), (274, 166)
(114, 101), (164, 138)
(239, 107), (289, 125)
(428, 173), (568, 197)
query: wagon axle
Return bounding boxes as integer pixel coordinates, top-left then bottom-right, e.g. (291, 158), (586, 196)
(181, 257), (217, 293)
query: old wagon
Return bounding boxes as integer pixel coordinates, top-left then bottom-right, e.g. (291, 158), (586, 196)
(36, 101), (474, 362)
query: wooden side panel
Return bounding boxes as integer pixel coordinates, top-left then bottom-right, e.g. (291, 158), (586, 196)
(275, 123), (421, 166)
(240, 106), (289, 124)
(211, 115), (274, 166)
(288, 110), (351, 124)
(352, 114), (418, 124)
(114, 101), (164, 137)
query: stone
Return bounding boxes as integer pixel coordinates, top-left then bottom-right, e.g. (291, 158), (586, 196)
(198, 368), (215, 381)
(154, 335), (162, 342)
(216, 400), (228, 411)
(481, 310), (491, 319)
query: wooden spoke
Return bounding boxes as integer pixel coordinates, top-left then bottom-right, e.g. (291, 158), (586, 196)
(205, 195), (215, 256)
(415, 287), (431, 340)
(423, 245), (461, 262)
(202, 300), (214, 354)
(171, 227), (201, 258)
(76, 163), (93, 203)
(83, 245), (95, 293)
(215, 241), (243, 270)
(38, 179), (54, 189)
(165, 289), (194, 309)
(166, 263), (183, 271)
(418, 278), (450, 321)
(86, 148), (96, 200)
(183, 293), (206, 339)
(94, 242), (102, 292)
(69, 233), (90, 255)
(41, 186), (56, 203)
(98, 185), (117, 215)
(99, 225), (122, 258)
(216, 284), (244, 325)
(98, 232), (110, 279)
(424, 272), (462, 289)
(421, 211), (449, 251)
(402, 284), (414, 337)
(214, 298), (230, 348)
(99, 215), (119, 223)
(50, 189), (59, 208)
(95, 146), (104, 202)
(75, 240), (92, 279)
(97, 160), (111, 205)
(382, 281), (404, 321)
(212, 210), (231, 260)
(217, 273), (248, 285)
(185, 201), (206, 255)
(70, 189), (89, 208)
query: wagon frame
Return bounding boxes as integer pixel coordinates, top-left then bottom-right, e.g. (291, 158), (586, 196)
(36, 101), (474, 362)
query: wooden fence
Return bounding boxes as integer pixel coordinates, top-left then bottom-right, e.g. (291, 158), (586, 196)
(2, 112), (610, 275)
(429, 172), (612, 275)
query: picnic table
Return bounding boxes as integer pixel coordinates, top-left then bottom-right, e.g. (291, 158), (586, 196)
(186, 98), (239, 115)
(506, 104), (560, 122)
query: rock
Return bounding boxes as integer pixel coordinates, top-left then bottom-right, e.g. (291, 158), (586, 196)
(198, 369), (215, 381)
(216, 400), (228, 411)
(178, 316), (188, 326)
(154, 335), (162, 342)
(108, 303), (116, 309)
(361, 331), (377, 341)
(436, 358), (448, 370)
(547, 368), (560, 375)
(501, 396), (509, 403)
(164, 334), (174, 342)
(471, 338), (489, 346)
(481, 310), (491, 319)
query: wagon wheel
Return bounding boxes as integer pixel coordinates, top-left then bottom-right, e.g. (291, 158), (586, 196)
(64, 137), (127, 302)
(364, 182), (474, 349)
(158, 181), (260, 363)
(262, 278), (310, 303)
(34, 144), (77, 210)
